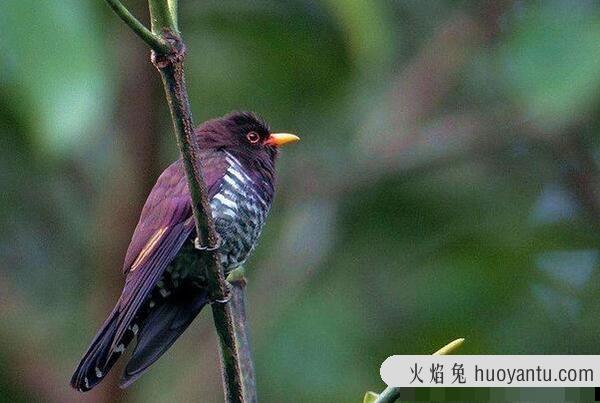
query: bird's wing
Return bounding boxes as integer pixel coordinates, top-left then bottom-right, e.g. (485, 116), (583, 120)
(113, 151), (228, 350)
(122, 159), (191, 275)
(122, 152), (227, 274)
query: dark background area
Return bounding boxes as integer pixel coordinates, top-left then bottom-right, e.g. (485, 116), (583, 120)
(0, 0), (599, 401)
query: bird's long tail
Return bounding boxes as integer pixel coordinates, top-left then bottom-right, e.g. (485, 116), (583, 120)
(71, 285), (209, 391)
(120, 286), (208, 388)
(70, 305), (138, 392)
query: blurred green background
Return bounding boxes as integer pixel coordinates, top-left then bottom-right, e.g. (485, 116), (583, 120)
(1, 0), (599, 402)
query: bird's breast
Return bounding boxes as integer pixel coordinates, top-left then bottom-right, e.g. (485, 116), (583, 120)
(209, 151), (273, 271)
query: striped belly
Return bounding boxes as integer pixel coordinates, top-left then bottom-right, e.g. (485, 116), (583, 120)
(210, 152), (271, 271)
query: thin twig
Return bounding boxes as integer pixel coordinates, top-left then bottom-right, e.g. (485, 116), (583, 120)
(149, 0), (178, 33)
(226, 268), (257, 400)
(369, 338), (465, 403)
(121, 0), (251, 401)
(105, 0), (255, 400)
(152, 49), (251, 401)
(104, 0), (170, 53)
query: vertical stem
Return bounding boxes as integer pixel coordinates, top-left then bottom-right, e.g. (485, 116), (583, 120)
(106, 1), (257, 399)
(154, 46), (249, 403)
(212, 281), (257, 402)
(154, 49), (222, 267)
(229, 276), (257, 400)
(167, 0), (178, 30)
(146, 1), (255, 402)
(148, 0), (177, 33)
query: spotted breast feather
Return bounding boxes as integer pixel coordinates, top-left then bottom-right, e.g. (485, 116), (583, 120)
(211, 150), (274, 270)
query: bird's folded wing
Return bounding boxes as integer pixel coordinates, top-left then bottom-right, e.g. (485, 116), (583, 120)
(122, 152), (228, 274)
(113, 152), (228, 350)
(122, 159), (193, 275)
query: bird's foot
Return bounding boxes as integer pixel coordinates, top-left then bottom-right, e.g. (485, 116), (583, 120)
(194, 235), (222, 251)
(209, 281), (233, 304)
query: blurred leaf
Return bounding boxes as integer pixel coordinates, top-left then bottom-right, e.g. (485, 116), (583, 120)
(531, 183), (579, 223)
(536, 250), (598, 289)
(0, 0), (111, 156)
(322, 0), (395, 74)
(499, 2), (600, 129)
(183, 1), (352, 125)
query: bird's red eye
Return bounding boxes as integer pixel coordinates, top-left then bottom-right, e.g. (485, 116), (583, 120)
(246, 131), (260, 144)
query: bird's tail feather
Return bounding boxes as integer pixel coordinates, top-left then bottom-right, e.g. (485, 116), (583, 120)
(119, 287), (208, 388)
(70, 306), (138, 392)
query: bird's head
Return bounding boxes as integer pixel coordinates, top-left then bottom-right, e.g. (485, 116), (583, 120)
(196, 111), (299, 164)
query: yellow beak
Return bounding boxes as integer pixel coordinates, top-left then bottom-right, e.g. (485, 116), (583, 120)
(265, 132), (300, 147)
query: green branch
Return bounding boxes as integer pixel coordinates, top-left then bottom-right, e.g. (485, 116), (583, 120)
(103, 0), (169, 52)
(105, 0), (256, 401)
(364, 338), (465, 403)
(432, 338), (465, 356)
(148, 0), (178, 33)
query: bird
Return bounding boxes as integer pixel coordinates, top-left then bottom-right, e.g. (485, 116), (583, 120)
(70, 111), (299, 391)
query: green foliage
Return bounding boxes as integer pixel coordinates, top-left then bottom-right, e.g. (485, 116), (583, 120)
(0, 0), (111, 156)
(498, 2), (600, 129)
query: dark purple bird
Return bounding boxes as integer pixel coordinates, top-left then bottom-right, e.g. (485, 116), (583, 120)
(71, 112), (299, 391)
